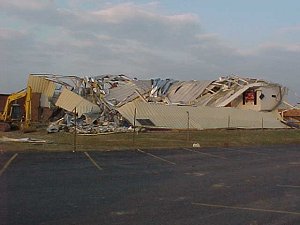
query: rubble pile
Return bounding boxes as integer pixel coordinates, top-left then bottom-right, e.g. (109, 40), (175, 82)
(25, 73), (294, 132)
(30, 74), (140, 134)
(47, 111), (133, 134)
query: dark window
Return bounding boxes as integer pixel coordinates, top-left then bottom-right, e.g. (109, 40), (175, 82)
(136, 119), (155, 126)
(259, 93), (265, 100)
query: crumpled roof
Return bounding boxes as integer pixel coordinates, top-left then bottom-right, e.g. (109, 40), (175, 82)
(104, 80), (152, 106)
(30, 73), (287, 110)
(166, 80), (212, 105)
(189, 76), (287, 107)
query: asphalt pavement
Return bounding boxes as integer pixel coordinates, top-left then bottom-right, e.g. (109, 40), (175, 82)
(0, 145), (299, 225)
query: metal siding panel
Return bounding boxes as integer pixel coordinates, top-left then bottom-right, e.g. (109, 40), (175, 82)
(117, 102), (286, 129)
(27, 75), (56, 97)
(55, 88), (100, 116)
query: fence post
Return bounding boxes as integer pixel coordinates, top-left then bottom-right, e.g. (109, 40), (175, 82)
(73, 107), (77, 152)
(133, 108), (137, 146)
(228, 115), (231, 128)
(187, 111), (190, 143)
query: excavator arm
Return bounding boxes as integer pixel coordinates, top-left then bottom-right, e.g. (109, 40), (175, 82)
(23, 86), (32, 129)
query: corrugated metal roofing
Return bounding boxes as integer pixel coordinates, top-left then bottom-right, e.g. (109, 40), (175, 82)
(117, 101), (287, 129)
(167, 80), (212, 104)
(27, 75), (56, 97)
(104, 80), (152, 106)
(55, 88), (100, 116)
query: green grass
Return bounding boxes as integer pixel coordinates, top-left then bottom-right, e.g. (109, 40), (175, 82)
(1, 129), (300, 152)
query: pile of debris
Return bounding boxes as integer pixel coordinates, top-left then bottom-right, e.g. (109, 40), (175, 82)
(47, 111), (132, 134)
(24, 73), (297, 133)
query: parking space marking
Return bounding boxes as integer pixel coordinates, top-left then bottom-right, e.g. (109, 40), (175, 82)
(84, 152), (103, 171)
(288, 162), (300, 166)
(277, 184), (300, 189)
(219, 147), (268, 156)
(192, 202), (300, 216)
(0, 153), (18, 176)
(183, 148), (227, 159)
(136, 149), (176, 165)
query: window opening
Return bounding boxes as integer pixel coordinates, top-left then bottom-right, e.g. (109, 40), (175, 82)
(136, 119), (155, 126)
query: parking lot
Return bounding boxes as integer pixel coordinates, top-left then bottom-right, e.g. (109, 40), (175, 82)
(0, 145), (300, 225)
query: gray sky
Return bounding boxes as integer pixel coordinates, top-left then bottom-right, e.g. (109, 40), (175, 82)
(1, 0), (300, 102)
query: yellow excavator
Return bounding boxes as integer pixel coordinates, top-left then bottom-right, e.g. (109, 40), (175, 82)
(0, 86), (32, 131)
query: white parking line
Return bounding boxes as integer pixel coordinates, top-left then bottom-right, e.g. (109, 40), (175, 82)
(183, 148), (227, 160)
(84, 152), (103, 171)
(219, 147), (268, 156)
(288, 162), (300, 166)
(277, 184), (300, 189)
(0, 153), (18, 176)
(136, 149), (176, 165)
(192, 202), (300, 216)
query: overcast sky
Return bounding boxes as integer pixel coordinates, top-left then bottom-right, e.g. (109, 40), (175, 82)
(1, 0), (300, 101)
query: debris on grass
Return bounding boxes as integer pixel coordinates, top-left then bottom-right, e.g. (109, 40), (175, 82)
(0, 136), (48, 143)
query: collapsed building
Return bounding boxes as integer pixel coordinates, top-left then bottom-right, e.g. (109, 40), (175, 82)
(2, 73), (299, 133)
